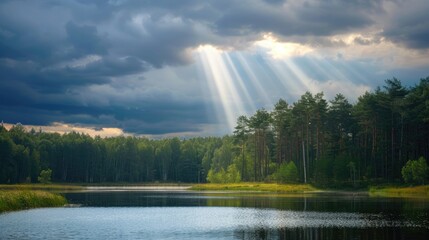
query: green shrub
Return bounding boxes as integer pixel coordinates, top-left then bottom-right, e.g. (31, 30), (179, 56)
(207, 164), (241, 183)
(38, 169), (52, 184)
(207, 169), (224, 183)
(225, 164), (241, 183)
(272, 161), (299, 183)
(401, 157), (428, 185)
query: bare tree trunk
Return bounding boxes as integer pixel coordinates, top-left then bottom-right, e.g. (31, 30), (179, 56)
(254, 132), (257, 181)
(399, 115), (404, 174)
(391, 112), (395, 181)
(316, 125), (319, 161)
(302, 140), (307, 183)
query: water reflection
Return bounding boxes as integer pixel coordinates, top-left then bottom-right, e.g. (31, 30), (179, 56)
(233, 227), (428, 240)
(1, 207), (428, 240)
(64, 191), (429, 215)
(1, 191), (428, 239)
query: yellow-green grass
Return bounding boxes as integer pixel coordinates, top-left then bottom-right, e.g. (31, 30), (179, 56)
(369, 185), (429, 198)
(191, 182), (318, 193)
(0, 190), (67, 213)
(0, 184), (83, 192)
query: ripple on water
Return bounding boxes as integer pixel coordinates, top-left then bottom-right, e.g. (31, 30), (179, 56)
(0, 207), (427, 240)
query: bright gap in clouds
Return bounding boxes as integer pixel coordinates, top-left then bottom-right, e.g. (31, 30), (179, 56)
(3, 122), (128, 138)
(255, 34), (314, 59)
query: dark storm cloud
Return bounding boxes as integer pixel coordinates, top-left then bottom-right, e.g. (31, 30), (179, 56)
(263, 0), (286, 5)
(382, 0), (429, 49)
(0, 0), (428, 135)
(0, 90), (211, 134)
(65, 21), (108, 56)
(214, 1), (379, 37)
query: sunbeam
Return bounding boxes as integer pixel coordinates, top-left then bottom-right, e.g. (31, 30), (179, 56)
(196, 45), (248, 132)
(263, 57), (306, 99)
(196, 38), (381, 133)
(223, 54), (257, 114)
(282, 58), (320, 93)
(235, 53), (273, 107)
(307, 56), (370, 99)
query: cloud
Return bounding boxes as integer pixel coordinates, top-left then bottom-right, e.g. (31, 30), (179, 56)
(3, 122), (129, 138)
(213, 0), (381, 38)
(381, 0), (429, 49)
(0, 0), (428, 136)
(65, 21), (108, 56)
(262, 0), (286, 5)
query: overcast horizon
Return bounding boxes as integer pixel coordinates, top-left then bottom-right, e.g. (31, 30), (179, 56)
(1, 0), (429, 138)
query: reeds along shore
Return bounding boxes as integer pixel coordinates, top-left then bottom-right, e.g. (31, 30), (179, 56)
(369, 185), (429, 197)
(191, 183), (317, 192)
(0, 190), (67, 213)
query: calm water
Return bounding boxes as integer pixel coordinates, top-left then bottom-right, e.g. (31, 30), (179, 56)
(1, 190), (429, 239)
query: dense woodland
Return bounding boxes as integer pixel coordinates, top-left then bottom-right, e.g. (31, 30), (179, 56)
(1, 77), (429, 186)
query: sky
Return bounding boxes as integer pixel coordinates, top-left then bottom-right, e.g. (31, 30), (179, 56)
(1, 0), (428, 138)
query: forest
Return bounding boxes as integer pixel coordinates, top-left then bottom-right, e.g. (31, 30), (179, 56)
(1, 77), (428, 186)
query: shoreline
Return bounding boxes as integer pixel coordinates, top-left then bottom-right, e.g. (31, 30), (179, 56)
(84, 186), (191, 191)
(1, 183), (428, 198)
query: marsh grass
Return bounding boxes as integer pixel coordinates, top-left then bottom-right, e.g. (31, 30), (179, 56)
(369, 185), (429, 198)
(0, 184), (83, 191)
(0, 190), (67, 213)
(191, 182), (318, 193)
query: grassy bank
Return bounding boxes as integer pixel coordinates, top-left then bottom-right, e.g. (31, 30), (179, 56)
(0, 183), (190, 190)
(0, 184), (83, 192)
(369, 185), (429, 198)
(191, 183), (318, 193)
(0, 190), (67, 213)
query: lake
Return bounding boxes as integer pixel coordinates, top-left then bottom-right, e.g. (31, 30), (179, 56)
(1, 189), (428, 239)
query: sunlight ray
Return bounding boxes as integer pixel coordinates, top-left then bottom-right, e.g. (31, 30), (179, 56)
(336, 60), (371, 85)
(235, 53), (273, 107)
(299, 56), (370, 99)
(223, 53), (257, 114)
(197, 45), (247, 131)
(264, 57), (305, 97)
(282, 58), (320, 93)
(309, 57), (362, 98)
(317, 58), (349, 82)
(304, 57), (334, 81)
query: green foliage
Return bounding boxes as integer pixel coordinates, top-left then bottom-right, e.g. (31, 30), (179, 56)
(226, 164), (241, 183)
(38, 169), (52, 184)
(402, 157), (428, 185)
(210, 138), (234, 172)
(314, 155), (358, 186)
(207, 169), (222, 183)
(332, 155), (349, 181)
(0, 134), (15, 183)
(0, 190), (67, 213)
(232, 147), (253, 181)
(272, 161), (299, 183)
(313, 157), (333, 184)
(207, 164), (241, 183)
(285, 162), (299, 182)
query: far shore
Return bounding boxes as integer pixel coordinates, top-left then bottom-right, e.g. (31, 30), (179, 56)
(1, 183), (428, 198)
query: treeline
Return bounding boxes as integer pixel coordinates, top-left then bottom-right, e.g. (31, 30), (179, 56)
(225, 77), (429, 185)
(1, 77), (428, 185)
(0, 126), (221, 183)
